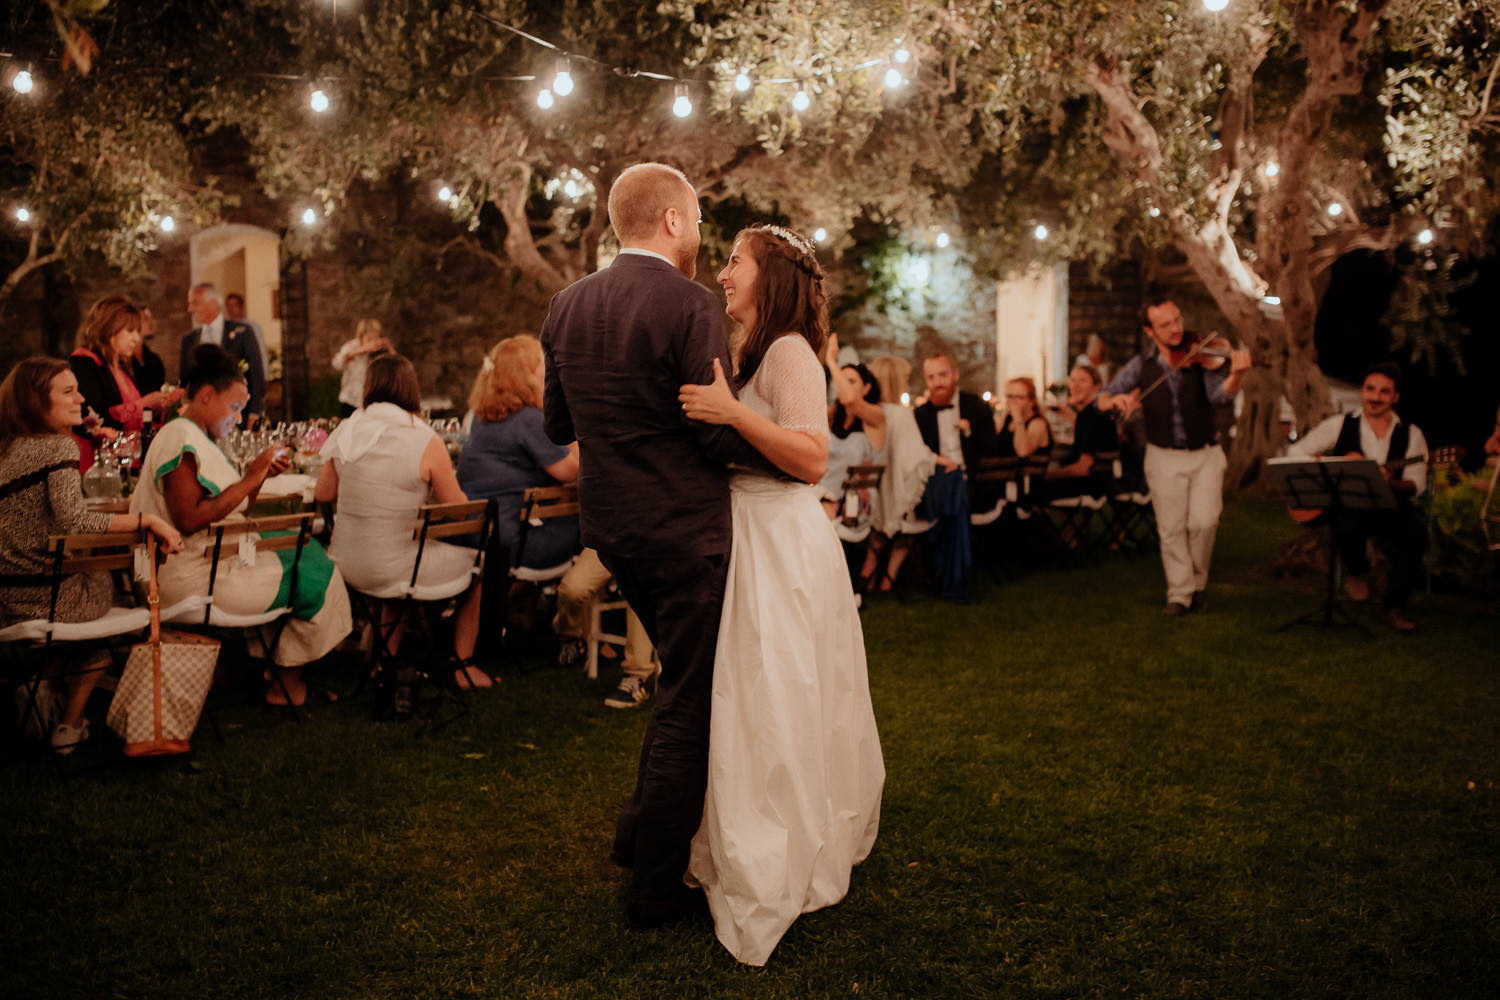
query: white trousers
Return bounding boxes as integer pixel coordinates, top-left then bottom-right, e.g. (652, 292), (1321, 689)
(1143, 443), (1226, 606)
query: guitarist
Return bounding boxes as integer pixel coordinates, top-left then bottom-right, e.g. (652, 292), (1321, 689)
(1288, 362), (1428, 631)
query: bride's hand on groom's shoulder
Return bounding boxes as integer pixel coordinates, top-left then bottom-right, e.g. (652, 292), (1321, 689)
(680, 357), (740, 426)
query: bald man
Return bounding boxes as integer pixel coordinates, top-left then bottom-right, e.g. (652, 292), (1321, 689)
(541, 162), (769, 931)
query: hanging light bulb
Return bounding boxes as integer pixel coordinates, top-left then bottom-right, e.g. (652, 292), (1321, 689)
(1148, 206), (1162, 218)
(813, 227), (828, 243)
(982, 391), (992, 402)
(537, 88), (555, 110)
(12, 69), (34, 94)
(15, 207), (32, 223)
(935, 231), (950, 248)
(883, 67), (905, 89)
(159, 216), (175, 233)
(301, 207), (318, 225)
(894, 48), (911, 64)
(564, 178), (581, 199)
(309, 88), (330, 113)
(734, 71), (751, 92)
(437, 185), (453, 203)
(552, 58), (574, 97)
(672, 83), (693, 119)
(1202, 0), (1229, 10)
(1327, 202), (1343, 217)
(1265, 162), (1280, 178)
(1417, 228), (1434, 245)
(1033, 224), (1049, 240)
(900, 392), (911, 407)
(792, 88), (810, 112)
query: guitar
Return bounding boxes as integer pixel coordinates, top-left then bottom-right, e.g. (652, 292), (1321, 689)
(1287, 446), (1457, 523)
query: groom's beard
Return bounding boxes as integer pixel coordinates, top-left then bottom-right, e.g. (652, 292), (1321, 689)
(676, 250), (698, 279)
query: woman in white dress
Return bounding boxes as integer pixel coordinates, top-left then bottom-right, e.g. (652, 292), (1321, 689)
(679, 225), (885, 966)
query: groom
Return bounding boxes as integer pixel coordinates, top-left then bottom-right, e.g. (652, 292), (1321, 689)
(541, 162), (767, 930)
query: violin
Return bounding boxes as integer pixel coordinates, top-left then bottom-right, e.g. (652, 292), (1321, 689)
(1162, 331), (1236, 371)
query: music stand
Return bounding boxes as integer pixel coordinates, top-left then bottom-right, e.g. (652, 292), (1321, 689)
(1267, 456), (1398, 631)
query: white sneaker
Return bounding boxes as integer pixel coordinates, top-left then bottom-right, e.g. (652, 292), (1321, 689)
(51, 719), (90, 757)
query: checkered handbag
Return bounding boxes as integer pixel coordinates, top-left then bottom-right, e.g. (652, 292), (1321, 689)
(106, 537), (219, 756)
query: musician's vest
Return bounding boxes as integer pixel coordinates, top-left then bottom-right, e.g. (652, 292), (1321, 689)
(1139, 353), (1218, 450)
(1332, 413), (1409, 467)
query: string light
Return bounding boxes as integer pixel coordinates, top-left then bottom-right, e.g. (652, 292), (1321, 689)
(1033, 224), (1049, 240)
(552, 58), (574, 97)
(982, 391), (992, 402)
(792, 88), (810, 112)
(883, 67), (905, 89)
(1417, 228), (1434, 245)
(437, 185), (453, 202)
(734, 72), (751, 92)
(301, 207), (318, 225)
(563, 179), (581, 198)
(1326, 202), (1343, 217)
(1202, 0), (1229, 10)
(900, 392), (911, 406)
(1265, 162), (1280, 178)
(12, 68), (34, 94)
(309, 88), (330, 113)
(1262, 295), (1281, 305)
(1148, 206), (1161, 218)
(159, 216), (175, 233)
(672, 83), (693, 118)
(813, 227), (827, 243)
(935, 231), (950, 248)
(894, 48), (910, 64)
(537, 88), (555, 109)
(15, 207), (31, 223)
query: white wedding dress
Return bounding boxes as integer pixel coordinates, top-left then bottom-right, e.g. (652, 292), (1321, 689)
(687, 335), (885, 966)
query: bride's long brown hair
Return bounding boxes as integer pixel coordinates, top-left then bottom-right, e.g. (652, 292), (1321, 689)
(730, 226), (829, 389)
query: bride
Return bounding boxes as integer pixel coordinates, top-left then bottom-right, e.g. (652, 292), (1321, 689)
(678, 224), (885, 966)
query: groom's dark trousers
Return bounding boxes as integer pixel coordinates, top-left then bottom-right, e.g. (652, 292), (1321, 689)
(540, 251), (772, 912)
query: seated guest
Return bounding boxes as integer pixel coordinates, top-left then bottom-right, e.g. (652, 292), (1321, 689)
(1287, 362), (1428, 631)
(131, 306), (168, 396)
(854, 356), (940, 591)
(1045, 364), (1118, 488)
(996, 376), (1053, 459)
(317, 354), (488, 689)
(819, 344), (883, 518)
(132, 345), (352, 705)
(2, 357), (183, 754)
(1074, 333), (1113, 387)
(457, 335), (580, 571)
(912, 351), (996, 601)
(69, 295), (185, 451)
(554, 547), (658, 710)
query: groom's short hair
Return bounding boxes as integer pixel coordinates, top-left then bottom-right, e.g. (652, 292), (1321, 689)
(609, 163), (693, 243)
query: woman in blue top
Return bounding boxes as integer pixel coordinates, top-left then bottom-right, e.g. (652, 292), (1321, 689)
(457, 335), (579, 569)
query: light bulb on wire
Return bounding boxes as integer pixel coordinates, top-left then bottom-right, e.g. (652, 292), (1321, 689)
(935, 231), (950, 248)
(1033, 224), (1049, 241)
(552, 58), (574, 97)
(15, 207), (32, 223)
(1148, 206), (1161, 218)
(734, 72), (751, 93)
(672, 83), (693, 119)
(813, 227), (828, 243)
(792, 88), (810, 112)
(301, 208), (318, 226)
(1265, 162), (1280, 178)
(1417, 228), (1434, 245)
(563, 179), (581, 199)
(894, 48), (910, 64)
(883, 67), (905, 89)
(437, 185), (453, 203)
(1327, 202), (1343, 217)
(309, 88), (330, 113)
(1202, 0), (1229, 10)
(159, 216), (175, 233)
(12, 69), (34, 94)
(537, 88), (555, 110)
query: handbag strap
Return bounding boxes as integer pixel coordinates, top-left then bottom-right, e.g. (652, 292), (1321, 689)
(147, 533), (161, 644)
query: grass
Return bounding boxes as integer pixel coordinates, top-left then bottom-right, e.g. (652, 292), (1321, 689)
(2, 495), (1497, 998)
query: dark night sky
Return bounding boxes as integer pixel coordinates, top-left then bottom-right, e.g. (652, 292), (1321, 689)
(1315, 252), (1499, 467)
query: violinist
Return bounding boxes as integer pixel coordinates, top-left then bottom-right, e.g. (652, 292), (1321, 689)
(1287, 363), (1428, 632)
(1098, 292), (1252, 616)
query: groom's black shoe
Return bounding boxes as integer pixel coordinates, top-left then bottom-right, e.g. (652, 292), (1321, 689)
(625, 885), (710, 932)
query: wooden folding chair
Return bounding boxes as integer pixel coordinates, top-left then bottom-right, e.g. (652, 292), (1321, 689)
(512, 484), (580, 585)
(2, 529), (150, 762)
(832, 463), (885, 545)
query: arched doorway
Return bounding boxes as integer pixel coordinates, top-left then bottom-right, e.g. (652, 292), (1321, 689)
(190, 223), (283, 377)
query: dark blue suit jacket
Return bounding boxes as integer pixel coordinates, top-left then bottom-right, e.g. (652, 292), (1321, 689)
(179, 319), (267, 417)
(541, 253), (768, 559)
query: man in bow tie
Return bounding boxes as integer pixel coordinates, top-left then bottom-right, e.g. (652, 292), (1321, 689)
(180, 282), (268, 428)
(910, 351), (999, 601)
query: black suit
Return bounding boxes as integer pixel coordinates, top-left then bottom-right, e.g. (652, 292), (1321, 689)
(179, 318), (267, 418)
(541, 252), (767, 911)
(914, 391), (1000, 507)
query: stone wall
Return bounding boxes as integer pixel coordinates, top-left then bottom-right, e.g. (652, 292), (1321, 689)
(1067, 260), (1145, 377)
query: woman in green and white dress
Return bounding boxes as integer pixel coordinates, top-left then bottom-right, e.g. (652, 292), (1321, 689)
(130, 345), (351, 706)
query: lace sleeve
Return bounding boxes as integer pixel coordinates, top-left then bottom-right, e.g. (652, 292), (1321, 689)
(756, 336), (829, 437)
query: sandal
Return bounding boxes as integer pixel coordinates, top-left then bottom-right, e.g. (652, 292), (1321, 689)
(452, 657), (495, 690)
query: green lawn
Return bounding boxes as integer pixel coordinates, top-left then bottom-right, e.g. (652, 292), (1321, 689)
(3, 496), (1497, 999)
